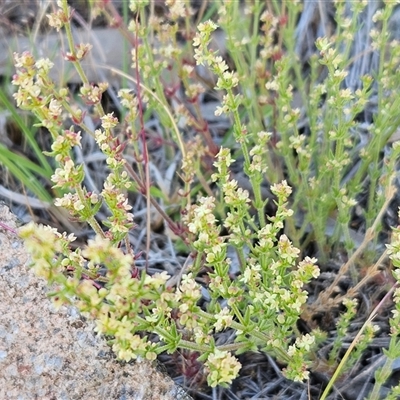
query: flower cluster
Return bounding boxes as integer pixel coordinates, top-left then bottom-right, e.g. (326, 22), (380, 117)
(284, 334), (316, 381)
(47, 0), (71, 32)
(80, 83), (108, 106)
(12, 50), (110, 236)
(175, 273), (202, 328)
(17, 0), (391, 392)
(12, 52), (57, 121)
(387, 224), (400, 337)
(205, 349), (241, 387)
(19, 221), (76, 280)
(249, 131), (272, 174)
(92, 113), (134, 242)
(193, 21), (240, 118)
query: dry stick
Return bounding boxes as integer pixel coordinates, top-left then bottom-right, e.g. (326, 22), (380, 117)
(166, 254), (194, 289)
(338, 354), (386, 394)
(123, 163), (186, 241)
(315, 248), (390, 315)
(320, 282), (399, 400)
(347, 249), (389, 299)
(316, 182), (396, 310)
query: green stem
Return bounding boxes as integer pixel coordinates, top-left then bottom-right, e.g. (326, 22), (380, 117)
(61, 0), (106, 117)
(196, 309), (290, 362)
(75, 185), (105, 237)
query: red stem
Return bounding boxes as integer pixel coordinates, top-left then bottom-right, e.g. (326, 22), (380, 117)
(134, 12), (151, 273)
(0, 221), (17, 235)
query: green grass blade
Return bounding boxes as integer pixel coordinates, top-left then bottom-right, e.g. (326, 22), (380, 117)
(0, 89), (53, 176)
(0, 144), (53, 203)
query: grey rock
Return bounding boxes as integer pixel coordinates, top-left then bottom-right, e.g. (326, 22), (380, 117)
(0, 205), (190, 400)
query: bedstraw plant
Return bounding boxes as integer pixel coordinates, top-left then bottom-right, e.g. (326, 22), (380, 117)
(9, 0), (400, 396)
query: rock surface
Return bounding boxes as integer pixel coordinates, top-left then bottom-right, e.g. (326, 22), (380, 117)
(0, 205), (189, 400)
